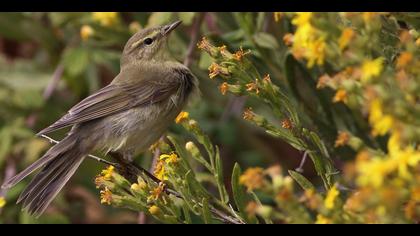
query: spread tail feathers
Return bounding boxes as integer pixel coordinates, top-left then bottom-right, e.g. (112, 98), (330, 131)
(1, 135), (86, 217)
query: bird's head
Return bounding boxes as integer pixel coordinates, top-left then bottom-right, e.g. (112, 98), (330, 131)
(121, 20), (182, 66)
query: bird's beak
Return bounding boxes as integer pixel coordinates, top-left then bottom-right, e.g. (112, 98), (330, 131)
(162, 20), (182, 36)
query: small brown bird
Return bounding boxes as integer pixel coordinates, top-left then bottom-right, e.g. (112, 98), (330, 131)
(1, 20), (198, 216)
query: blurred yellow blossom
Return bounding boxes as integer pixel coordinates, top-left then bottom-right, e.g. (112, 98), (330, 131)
(315, 214), (332, 224)
(129, 21), (142, 34)
(292, 12), (313, 26)
(333, 89), (347, 103)
(80, 25), (94, 41)
(175, 111), (189, 124)
(219, 82), (229, 95)
(396, 52), (413, 69)
(240, 167), (265, 192)
(306, 37), (326, 68)
(368, 99), (394, 136)
(361, 57), (384, 83)
(149, 205), (161, 215)
(131, 179), (147, 192)
(324, 184), (340, 209)
(0, 197), (5, 208)
(92, 12), (118, 27)
(339, 28), (355, 50)
(335, 131), (350, 147)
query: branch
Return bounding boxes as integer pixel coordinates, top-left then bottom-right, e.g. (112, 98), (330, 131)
(183, 13), (206, 67)
(43, 63), (64, 99)
(40, 134), (117, 167)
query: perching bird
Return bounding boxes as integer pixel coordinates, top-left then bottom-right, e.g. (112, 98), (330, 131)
(1, 20), (198, 216)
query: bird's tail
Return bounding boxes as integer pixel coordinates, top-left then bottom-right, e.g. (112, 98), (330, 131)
(1, 134), (86, 217)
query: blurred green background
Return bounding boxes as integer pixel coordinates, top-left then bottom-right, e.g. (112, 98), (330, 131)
(0, 12), (307, 223)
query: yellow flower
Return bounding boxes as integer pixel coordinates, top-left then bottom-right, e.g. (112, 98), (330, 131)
(149, 205), (160, 215)
(129, 21), (142, 34)
(356, 156), (394, 188)
(396, 52), (413, 69)
(368, 99), (394, 136)
(0, 197), (6, 208)
(245, 80), (260, 94)
(239, 167), (265, 192)
(197, 37), (219, 57)
(333, 89), (347, 103)
(339, 28), (355, 50)
(154, 160), (166, 181)
(80, 25), (94, 41)
(324, 185), (340, 209)
(101, 165), (115, 181)
(305, 37), (326, 68)
(243, 107), (255, 121)
(148, 183), (165, 201)
(92, 12), (118, 27)
(281, 118), (293, 129)
(361, 57), (384, 83)
(233, 47), (250, 61)
(175, 111), (189, 124)
(208, 62), (230, 79)
(315, 214), (332, 224)
(160, 152), (179, 164)
(131, 181), (147, 192)
(292, 12), (313, 26)
(388, 132), (420, 180)
(335, 131), (350, 147)
(362, 12), (378, 24)
(100, 187), (113, 205)
(219, 82), (229, 95)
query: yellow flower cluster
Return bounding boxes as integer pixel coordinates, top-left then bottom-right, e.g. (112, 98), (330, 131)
(289, 12), (327, 68)
(92, 12), (118, 27)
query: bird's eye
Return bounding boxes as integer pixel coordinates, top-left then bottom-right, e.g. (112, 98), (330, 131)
(144, 38), (153, 45)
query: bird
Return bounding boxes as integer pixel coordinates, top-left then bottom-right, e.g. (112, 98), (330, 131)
(1, 20), (198, 217)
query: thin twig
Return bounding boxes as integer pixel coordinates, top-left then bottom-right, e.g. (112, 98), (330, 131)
(40, 134), (118, 166)
(295, 151), (308, 173)
(43, 64), (64, 99)
(183, 13), (206, 67)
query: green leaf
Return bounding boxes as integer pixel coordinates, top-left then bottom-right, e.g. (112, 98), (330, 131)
(215, 147), (229, 203)
(0, 127), (12, 167)
(288, 170), (315, 191)
(62, 47), (90, 77)
(231, 163), (251, 223)
(201, 198), (212, 224)
(253, 32), (279, 49)
(182, 203), (192, 224)
(178, 12), (196, 25)
(147, 12), (173, 27)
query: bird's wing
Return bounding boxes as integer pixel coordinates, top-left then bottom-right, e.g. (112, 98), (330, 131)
(37, 75), (181, 136)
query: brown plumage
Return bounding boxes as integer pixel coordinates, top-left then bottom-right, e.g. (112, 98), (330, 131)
(1, 20), (198, 216)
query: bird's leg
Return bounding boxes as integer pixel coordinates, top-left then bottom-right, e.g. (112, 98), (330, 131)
(108, 152), (161, 184)
(108, 152), (138, 183)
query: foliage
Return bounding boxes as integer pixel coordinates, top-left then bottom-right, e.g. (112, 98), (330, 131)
(1, 12), (420, 224)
